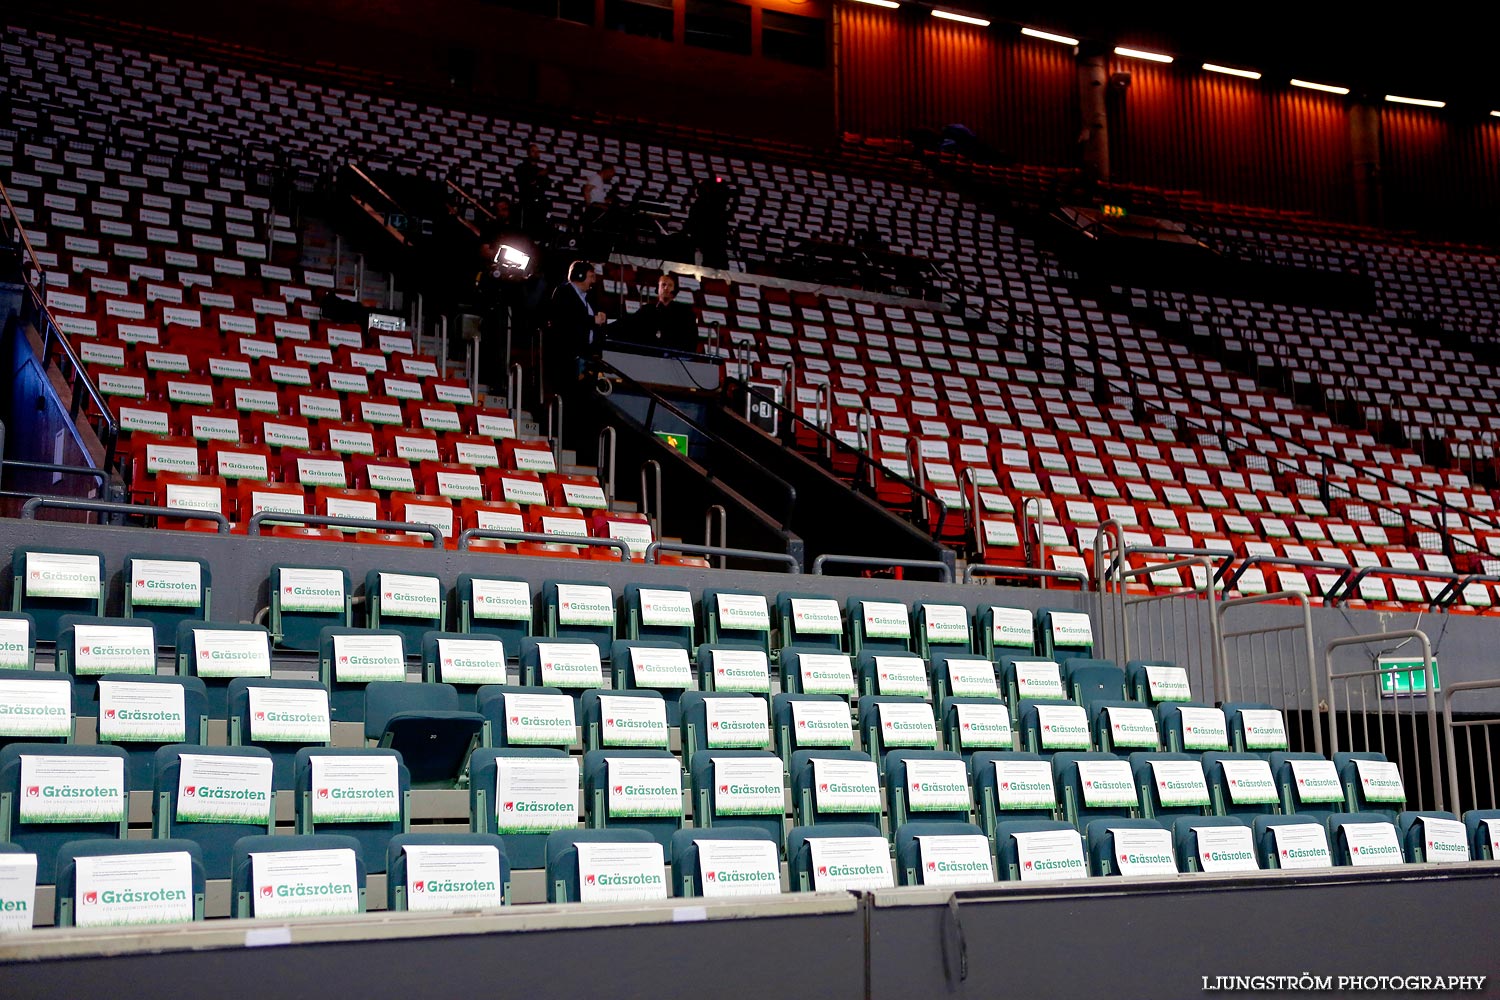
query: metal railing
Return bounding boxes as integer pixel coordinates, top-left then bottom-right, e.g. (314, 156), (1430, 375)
(963, 565), (1090, 589)
(644, 540), (800, 572)
(811, 553), (953, 583)
(1324, 630), (1444, 813)
(245, 511), (444, 547)
(20, 497), (229, 533)
(1442, 679), (1500, 816)
(456, 528), (632, 560)
(1216, 591), (1324, 756)
(0, 175), (119, 471)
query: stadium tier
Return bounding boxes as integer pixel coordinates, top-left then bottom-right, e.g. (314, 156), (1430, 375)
(2, 9), (1499, 997)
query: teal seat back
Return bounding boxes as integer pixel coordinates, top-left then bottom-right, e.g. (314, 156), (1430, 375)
(894, 819), (990, 886)
(153, 744), (273, 880)
(230, 833), (366, 917)
(470, 747), (577, 869)
(227, 677), (331, 790)
(545, 828), (659, 903)
(123, 555), (210, 646)
(670, 826), (780, 897)
(12, 548), (105, 644)
(55, 839), (205, 927)
(269, 565), (351, 651)
(385, 831), (510, 910)
(456, 574), (533, 650)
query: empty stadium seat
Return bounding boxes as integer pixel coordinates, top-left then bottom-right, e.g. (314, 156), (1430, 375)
(476, 685), (578, 750)
(518, 637), (606, 707)
(227, 677), (332, 789)
(977, 605), (1037, 662)
(581, 689), (669, 754)
(455, 574), (534, 650)
(270, 565), (352, 651)
(998, 655), (1066, 722)
(385, 832), (511, 910)
(993, 820), (1088, 882)
(971, 750), (1057, 838)
(0, 742), (130, 884)
(582, 748), (683, 849)
(894, 820), (993, 886)
(790, 748), (882, 828)
(1035, 607), (1094, 660)
(786, 823), (891, 891)
(773, 693), (856, 761)
(11, 547), (106, 643)
(1124, 660), (1194, 705)
(1090, 701), (1161, 754)
(545, 828), (666, 903)
(541, 580), (617, 659)
(1222, 702), (1290, 753)
(1018, 699), (1092, 754)
(1464, 809), (1500, 860)
(912, 602), (973, 661)
(1253, 814), (1332, 870)
(622, 585), (696, 652)
(363, 570), (446, 655)
(54, 839), (206, 927)
(420, 631), (508, 706)
(702, 589), (773, 656)
(176, 622), (274, 719)
(1333, 752), (1407, 819)
(363, 682), (484, 787)
(95, 674), (209, 789)
(153, 745), (274, 880)
(319, 627), (410, 725)
(610, 640), (695, 725)
(1326, 812), (1405, 867)
(781, 647), (857, 707)
(1171, 815), (1258, 873)
(293, 747), (411, 874)
(55, 615), (160, 715)
(1053, 751), (1140, 829)
(687, 748), (786, 851)
(230, 833), (367, 918)
(858, 695), (939, 769)
(885, 750), (970, 831)
(1129, 751), (1212, 820)
(1201, 752), (1282, 819)
(679, 691), (771, 774)
(1268, 751), (1346, 816)
(122, 555), (211, 643)
(1395, 810), (1471, 864)
(0, 613), (36, 672)
(0, 668), (73, 751)
(1062, 658), (1127, 709)
(776, 593), (846, 651)
(1085, 817), (1177, 876)
(670, 826), (783, 898)
(1155, 702), (1230, 754)
(470, 747), (579, 870)
(846, 597), (914, 656)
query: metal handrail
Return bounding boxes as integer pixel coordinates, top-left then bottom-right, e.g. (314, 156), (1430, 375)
(733, 378), (946, 539)
(640, 460), (662, 538)
(1441, 677), (1500, 816)
(598, 427), (617, 502)
(644, 540), (800, 572)
(811, 553), (953, 584)
(1433, 573), (1500, 610)
(596, 358), (797, 527)
(1324, 629), (1443, 812)
(20, 496), (229, 533)
(0, 460), (111, 485)
(457, 528), (632, 560)
(0, 176), (119, 469)
(246, 511), (444, 546)
(964, 565), (1091, 589)
(1326, 565), (1466, 609)
(1217, 590), (1323, 755)
(1215, 555), (1356, 595)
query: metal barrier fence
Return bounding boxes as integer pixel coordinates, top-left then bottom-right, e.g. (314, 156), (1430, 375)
(1442, 679), (1500, 816)
(1216, 591), (1324, 756)
(1325, 631), (1444, 812)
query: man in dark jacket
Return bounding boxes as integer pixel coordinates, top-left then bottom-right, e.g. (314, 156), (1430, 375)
(543, 260), (607, 397)
(613, 273), (698, 353)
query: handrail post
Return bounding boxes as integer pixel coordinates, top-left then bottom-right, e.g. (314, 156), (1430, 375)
(597, 427), (617, 503)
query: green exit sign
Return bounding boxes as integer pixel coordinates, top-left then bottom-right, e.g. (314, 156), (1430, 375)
(655, 431), (689, 455)
(1377, 656), (1440, 697)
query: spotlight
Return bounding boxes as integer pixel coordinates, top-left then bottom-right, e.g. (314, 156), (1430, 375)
(490, 234), (538, 282)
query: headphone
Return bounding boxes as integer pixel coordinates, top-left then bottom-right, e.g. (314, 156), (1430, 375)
(569, 260), (593, 283)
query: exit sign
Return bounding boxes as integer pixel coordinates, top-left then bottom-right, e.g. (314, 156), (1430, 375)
(1377, 656), (1440, 697)
(655, 431), (688, 455)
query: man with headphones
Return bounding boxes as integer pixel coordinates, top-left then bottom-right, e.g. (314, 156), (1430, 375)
(543, 260), (608, 396)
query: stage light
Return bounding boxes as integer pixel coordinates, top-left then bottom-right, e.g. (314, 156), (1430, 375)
(1385, 95), (1446, 108)
(1114, 46), (1173, 63)
(1021, 27), (1078, 46)
(490, 235), (538, 282)
(1491, 111), (1500, 118)
(1203, 63), (1261, 80)
(932, 9), (990, 26)
(850, 0), (901, 8)
(1291, 79), (1350, 95)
